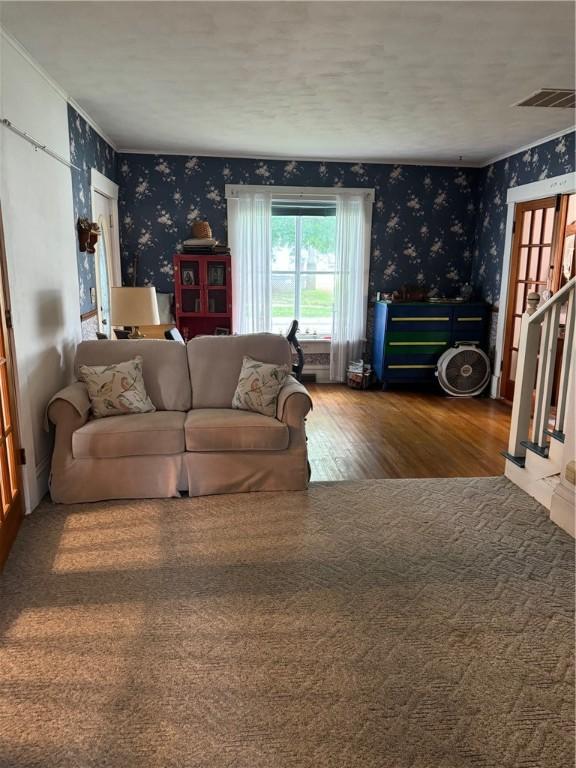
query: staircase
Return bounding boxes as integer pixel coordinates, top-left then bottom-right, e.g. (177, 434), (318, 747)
(504, 276), (575, 536)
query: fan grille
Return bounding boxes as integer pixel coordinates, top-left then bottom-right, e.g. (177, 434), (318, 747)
(444, 349), (488, 393)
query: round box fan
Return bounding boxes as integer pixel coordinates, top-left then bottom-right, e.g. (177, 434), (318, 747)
(436, 343), (491, 397)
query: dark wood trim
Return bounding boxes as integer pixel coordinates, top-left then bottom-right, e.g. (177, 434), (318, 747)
(80, 308), (98, 321)
(0, 494), (23, 570)
(0, 203), (24, 570)
(553, 194), (576, 288)
(501, 197), (558, 401)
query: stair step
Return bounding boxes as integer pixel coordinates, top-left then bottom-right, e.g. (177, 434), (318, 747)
(502, 451), (526, 469)
(520, 440), (549, 458)
(541, 473), (561, 489)
(544, 428), (565, 444)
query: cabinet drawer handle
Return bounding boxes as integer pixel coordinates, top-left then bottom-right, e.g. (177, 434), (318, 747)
(389, 341), (447, 346)
(391, 317), (450, 322)
(457, 317), (483, 322)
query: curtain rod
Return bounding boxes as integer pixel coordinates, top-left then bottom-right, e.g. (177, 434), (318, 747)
(1, 118), (81, 172)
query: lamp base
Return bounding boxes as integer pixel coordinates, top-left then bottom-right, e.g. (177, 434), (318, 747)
(128, 326), (145, 339)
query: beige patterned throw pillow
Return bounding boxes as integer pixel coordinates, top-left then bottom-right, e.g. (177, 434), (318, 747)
(79, 356), (156, 418)
(232, 356), (289, 417)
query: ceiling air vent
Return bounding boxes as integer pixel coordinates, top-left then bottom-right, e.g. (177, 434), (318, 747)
(515, 89), (575, 108)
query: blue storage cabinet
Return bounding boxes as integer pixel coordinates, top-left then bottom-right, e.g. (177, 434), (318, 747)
(372, 302), (489, 387)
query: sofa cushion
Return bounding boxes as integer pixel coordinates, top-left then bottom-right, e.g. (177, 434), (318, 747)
(185, 409), (289, 452)
(72, 411), (186, 459)
(75, 340), (191, 411)
(232, 356), (289, 417)
(187, 333), (292, 409)
(79, 356), (156, 418)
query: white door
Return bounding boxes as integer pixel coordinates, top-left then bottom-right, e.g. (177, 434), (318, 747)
(92, 190), (115, 335)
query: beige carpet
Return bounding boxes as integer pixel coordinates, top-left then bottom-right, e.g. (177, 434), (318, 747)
(0, 477), (573, 768)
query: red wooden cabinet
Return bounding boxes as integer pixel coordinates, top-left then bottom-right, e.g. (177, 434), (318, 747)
(173, 253), (232, 339)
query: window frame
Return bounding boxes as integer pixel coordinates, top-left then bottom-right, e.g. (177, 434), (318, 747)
(271, 208), (337, 338)
(225, 183), (375, 341)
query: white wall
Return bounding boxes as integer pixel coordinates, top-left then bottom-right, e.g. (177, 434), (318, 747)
(0, 33), (81, 511)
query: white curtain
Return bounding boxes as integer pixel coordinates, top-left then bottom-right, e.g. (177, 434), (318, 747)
(228, 189), (272, 334)
(330, 193), (372, 382)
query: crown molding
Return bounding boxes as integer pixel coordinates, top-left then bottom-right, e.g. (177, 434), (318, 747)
(1, 26), (118, 152)
(118, 126), (575, 170)
(0, 26), (67, 100)
(117, 147), (483, 168)
(483, 125), (576, 166)
(67, 98), (118, 152)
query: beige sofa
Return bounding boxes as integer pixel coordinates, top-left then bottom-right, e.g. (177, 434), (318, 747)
(47, 334), (312, 503)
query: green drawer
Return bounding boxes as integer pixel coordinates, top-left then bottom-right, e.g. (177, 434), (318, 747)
(386, 341), (449, 356)
(387, 330), (451, 342)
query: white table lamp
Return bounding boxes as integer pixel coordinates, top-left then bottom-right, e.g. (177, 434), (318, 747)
(110, 287), (160, 338)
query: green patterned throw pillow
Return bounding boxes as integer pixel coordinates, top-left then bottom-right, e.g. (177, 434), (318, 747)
(79, 356), (156, 418)
(232, 356), (289, 417)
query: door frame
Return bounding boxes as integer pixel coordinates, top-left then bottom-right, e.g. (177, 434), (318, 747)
(491, 171), (576, 398)
(90, 169), (121, 288)
(0, 206), (24, 569)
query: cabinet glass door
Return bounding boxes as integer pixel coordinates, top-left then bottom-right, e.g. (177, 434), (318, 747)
(205, 259), (229, 316)
(178, 259), (203, 314)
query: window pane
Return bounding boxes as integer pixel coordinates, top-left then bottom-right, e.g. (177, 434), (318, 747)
(299, 274), (334, 337)
(532, 209), (543, 243)
(271, 211), (336, 338)
(6, 431), (17, 498)
(521, 211), (532, 244)
(207, 289), (227, 314)
(515, 283), (525, 314)
(301, 216), (336, 271)
(528, 247), (540, 280)
(539, 247), (552, 283)
(563, 234), (575, 281)
(567, 194), (576, 227)
(271, 216), (296, 270)
(271, 273), (296, 334)
(519, 247), (529, 280)
(543, 207), (555, 243)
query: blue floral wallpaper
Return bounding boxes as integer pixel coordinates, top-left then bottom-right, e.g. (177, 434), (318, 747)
(117, 154), (479, 301)
(66, 101), (575, 329)
(472, 131), (575, 306)
(68, 105), (117, 315)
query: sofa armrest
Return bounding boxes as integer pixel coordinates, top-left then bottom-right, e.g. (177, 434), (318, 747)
(277, 376), (313, 426)
(46, 382), (91, 428)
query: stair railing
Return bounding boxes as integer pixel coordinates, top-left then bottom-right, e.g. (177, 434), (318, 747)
(507, 275), (575, 460)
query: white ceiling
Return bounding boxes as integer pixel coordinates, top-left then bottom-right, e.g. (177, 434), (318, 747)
(1, 1), (574, 164)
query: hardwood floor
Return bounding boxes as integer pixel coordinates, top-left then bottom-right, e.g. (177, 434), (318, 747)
(305, 384), (512, 481)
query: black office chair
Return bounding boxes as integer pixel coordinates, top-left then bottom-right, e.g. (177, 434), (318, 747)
(286, 320), (304, 382)
(164, 327), (185, 342)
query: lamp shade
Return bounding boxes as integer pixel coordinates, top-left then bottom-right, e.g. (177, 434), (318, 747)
(110, 287), (160, 326)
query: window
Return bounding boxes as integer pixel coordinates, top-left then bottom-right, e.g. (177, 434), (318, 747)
(271, 201), (336, 338)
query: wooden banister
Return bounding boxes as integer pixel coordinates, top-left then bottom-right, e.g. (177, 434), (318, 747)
(527, 276), (576, 325)
(555, 289), (575, 434)
(507, 277), (576, 459)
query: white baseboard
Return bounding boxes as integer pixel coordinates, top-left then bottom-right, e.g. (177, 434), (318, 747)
(550, 481), (575, 537)
(505, 459), (559, 510)
(25, 455), (51, 514)
(490, 373), (501, 399)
